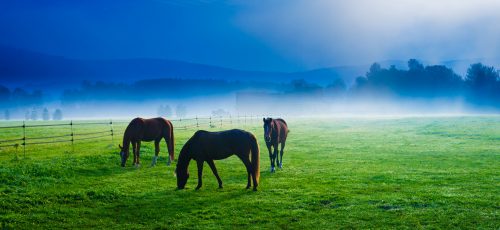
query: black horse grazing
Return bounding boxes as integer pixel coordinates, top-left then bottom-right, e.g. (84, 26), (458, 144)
(175, 129), (260, 191)
(263, 118), (289, 172)
(119, 117), (174, 167)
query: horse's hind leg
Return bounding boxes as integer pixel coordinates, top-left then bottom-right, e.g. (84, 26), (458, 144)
(207, 160), (223, 188)
(237, 154), (254, 189)
(151, 140), (160, 166)
(273, 143), (279, 172)
(279, 141), (286, 169)
(135, 141), (142, 167)
(196, 160), (204, 190)
(132, 142), (137, 166)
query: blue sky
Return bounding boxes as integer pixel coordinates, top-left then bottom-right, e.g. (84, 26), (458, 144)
(1, 0), (499, 71)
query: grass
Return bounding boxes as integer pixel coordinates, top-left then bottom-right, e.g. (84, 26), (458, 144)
(0, 116), (499, 229)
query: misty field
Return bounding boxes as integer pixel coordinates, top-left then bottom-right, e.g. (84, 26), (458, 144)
(0, 116), (499, 229)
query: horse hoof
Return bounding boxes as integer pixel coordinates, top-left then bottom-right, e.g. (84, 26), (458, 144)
(279, 163), (283, 169)
(253, 187), (258, 191)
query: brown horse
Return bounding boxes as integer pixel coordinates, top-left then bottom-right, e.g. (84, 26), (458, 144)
(119, 117), (174, 167)
(175, 129), (260, 191)
(263, 117), (289, 172)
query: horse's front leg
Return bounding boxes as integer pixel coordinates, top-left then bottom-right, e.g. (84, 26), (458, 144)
(151, 140), (160, 166)
(195, 160), (204, 190)
(266, 143), (275, 173)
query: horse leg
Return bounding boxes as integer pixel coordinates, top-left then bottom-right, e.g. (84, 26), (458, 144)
(207, 160), (223, 188)
(136, 141), (141, 167)
(151, 140), (160, 166)
(132, 142), (137, 167)
(237, 154), (254, 189)
(273, 143), (279, 172)
(195, 160), (204, 190)
(164, 138), (171, 166)
(266, 143), (275, 173)
(279, 141), (286, 169)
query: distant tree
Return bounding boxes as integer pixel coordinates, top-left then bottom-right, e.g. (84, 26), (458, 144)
(366, 63), (382, 80)
(30, 108), (38, 121)
(24, 111), (30, 120)
(157, 104), (172, 117)
(176, 104), (187, 118)
(289, 79), (322, 94)
(4, 109), (10, 120)
(42, 108), (50, 121)
(325, 79), (347, 98)
(465, 63), (498, 89)
(465, 63), (499, 104)
(53, 109), (63, 120)
(408, 59), (424, 72)
(355, 76), (368, 88)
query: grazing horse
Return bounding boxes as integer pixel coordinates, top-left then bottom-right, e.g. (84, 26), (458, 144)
(119, 117), (174, 167)
(263, 117), (289, 172)
(175, 129), (260, 191)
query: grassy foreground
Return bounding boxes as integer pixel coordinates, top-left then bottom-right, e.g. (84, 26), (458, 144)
(0, 116), (499, 229)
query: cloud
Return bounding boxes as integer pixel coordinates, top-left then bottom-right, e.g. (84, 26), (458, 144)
(235, 0), (500, 68)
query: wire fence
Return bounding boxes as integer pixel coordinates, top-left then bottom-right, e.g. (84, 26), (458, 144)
(0, 115), (266, 156)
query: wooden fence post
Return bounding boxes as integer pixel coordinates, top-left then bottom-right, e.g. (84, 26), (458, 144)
(22, 120), (26, 158)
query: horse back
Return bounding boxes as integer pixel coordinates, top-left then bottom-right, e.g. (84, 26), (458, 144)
(125, 117), (171, 141)
(273, 118), (288, 142)
(190, 129), (255, 160)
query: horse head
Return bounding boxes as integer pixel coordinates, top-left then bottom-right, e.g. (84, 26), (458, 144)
(118, 144), (129, 167)
(263, 117), (273, 142)
(175, 166), (189, 189)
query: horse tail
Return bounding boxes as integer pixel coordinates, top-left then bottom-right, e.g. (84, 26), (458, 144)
(250, 133), (260, 185)
(168, 120), (175, 161)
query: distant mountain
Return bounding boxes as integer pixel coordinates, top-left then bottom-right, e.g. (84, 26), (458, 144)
(0, 46), (360, 89)
(2, 45), (496, 91)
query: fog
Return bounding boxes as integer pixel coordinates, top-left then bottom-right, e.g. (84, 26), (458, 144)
(236, 0), (500, 69)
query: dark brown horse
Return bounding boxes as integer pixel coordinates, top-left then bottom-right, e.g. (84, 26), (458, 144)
(175, 129), (260, 191)
(119, 117), (174, 167)
(263, 117), (289, 172)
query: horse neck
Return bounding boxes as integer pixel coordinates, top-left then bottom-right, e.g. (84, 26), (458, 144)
(177, 148), (191, 171)
(122, 136), (131, 151)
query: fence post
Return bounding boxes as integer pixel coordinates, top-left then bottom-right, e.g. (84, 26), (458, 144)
(110, 119), (114, 146)
(220, 116), (222, 128)
(229, 115), (232, 127)
(196, 116), (199, 130)
(70, 120), (74, 153)
(209, 116), (212, 128)
(22, 120), (26, 158)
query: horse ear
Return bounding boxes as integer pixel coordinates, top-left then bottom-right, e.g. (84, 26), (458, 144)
(263, 118), (266, 122)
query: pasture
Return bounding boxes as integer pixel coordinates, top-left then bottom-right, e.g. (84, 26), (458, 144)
(0, 116), (499, 229)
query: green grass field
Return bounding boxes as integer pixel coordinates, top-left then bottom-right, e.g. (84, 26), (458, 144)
(0, 116), (499, 229)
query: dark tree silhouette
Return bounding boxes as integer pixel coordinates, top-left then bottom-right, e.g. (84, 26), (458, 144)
(30, 108), (38, 121)
(4, 109), (10, 120)
(157, 104), (172, 117)
(176, 104), (187, 118)
(42, 108), (50, 121)
(465, 63), (499, 105)
(53, 109), (63, 120)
